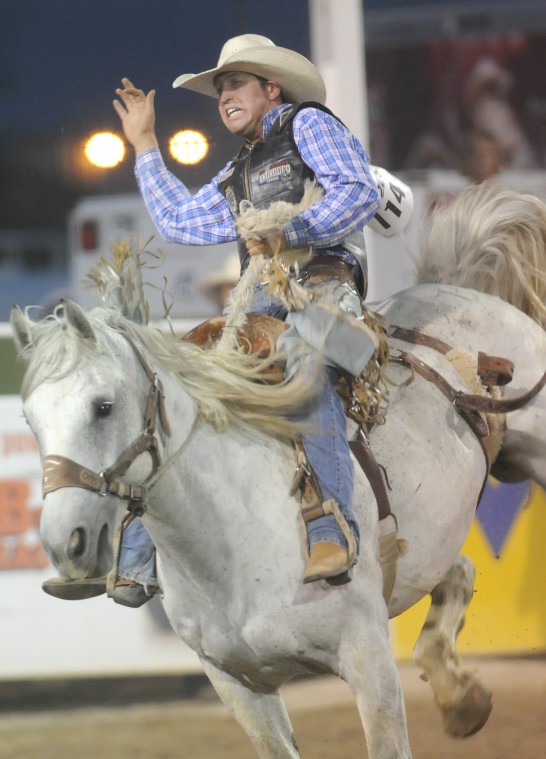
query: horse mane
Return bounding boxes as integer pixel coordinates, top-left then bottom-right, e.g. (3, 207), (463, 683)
(20, 306), (316, 441)
(414, 181), (546, 326)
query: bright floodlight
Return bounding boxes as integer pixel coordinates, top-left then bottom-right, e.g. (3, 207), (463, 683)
(84, 132), (126, 168)
(169, 129), (209, 165)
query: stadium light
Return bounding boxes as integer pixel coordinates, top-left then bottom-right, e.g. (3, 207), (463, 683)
(169, 129), (209, 165)
(84, 132), (126, 168)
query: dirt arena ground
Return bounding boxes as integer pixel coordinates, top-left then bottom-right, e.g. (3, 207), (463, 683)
(0, 657), (544, 759)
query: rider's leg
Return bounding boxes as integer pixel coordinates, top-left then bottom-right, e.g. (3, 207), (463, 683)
(300, 364), (359, 551)
(279, 325), (359, 582)
(112, 517), (160, 608)
(277, 268), (374, 582)
(41, 517), (159, 605)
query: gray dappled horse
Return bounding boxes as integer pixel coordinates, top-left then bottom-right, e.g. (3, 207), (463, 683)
(11, 182), (546, 758)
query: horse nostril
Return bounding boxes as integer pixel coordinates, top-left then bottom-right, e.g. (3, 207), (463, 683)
(67, 527), (87, 559)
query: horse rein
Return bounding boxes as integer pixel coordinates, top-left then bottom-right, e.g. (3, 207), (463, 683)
(388, 322), (546, 474)
(41, 333), (196, 517)
(389, 324), (546, 416)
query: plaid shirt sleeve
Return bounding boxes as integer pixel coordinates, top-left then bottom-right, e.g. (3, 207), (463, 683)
(134, 149), (237, 245)
(283, 107), (380, 248)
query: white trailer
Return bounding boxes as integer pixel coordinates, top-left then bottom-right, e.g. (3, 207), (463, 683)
(68, 193), (237, 319)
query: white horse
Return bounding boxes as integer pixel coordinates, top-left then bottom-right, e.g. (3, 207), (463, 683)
(11, 181), (546, 758)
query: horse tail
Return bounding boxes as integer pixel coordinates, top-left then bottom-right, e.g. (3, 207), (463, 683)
(414, 181), (546, 325)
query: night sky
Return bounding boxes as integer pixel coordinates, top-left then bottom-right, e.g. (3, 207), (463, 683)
(2, 1), (311, 138)
(0, 0), (324, 228)
(0, 0), (316, 313)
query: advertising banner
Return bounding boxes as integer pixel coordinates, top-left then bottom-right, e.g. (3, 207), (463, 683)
(0, 397), (200, 679)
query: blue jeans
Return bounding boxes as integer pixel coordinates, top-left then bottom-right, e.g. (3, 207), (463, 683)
(118, 270), (361, 586)
(257, 280), (360, 551)
(117, 518), (159, 590)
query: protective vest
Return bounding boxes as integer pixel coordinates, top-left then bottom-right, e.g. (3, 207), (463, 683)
(217, 102), (368, 290)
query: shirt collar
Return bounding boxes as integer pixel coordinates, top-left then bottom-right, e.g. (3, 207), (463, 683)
(262, 104), (293, 139)
(239, 104), (292, 154)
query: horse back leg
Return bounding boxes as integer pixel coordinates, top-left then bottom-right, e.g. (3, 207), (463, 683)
(412, 554), (493, 737)
(199, 658), (300, 759)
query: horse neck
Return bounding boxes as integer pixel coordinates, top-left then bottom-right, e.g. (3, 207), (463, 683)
(143, 401), (297, 586)
(149, 406), (291, 518)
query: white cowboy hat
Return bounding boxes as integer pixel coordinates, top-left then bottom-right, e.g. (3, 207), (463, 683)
(173, 34), (326, 105)
(200, 252), (241, 302)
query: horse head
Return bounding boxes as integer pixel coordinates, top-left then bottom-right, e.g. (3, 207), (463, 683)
(11, 295), (317, 588)
(10, 300), (157, 581)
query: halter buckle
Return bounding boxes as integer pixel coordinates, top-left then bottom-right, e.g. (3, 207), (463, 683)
(98, 472), (110, 497)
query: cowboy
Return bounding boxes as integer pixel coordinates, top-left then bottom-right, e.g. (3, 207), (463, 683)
(200, 251), (241, 313)
(43, 34), (411, 606)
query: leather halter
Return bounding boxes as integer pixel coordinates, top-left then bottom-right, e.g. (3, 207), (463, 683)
(42, 335), (172, 517)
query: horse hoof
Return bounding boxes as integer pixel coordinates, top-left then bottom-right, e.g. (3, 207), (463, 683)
(441, 679), (493, 738)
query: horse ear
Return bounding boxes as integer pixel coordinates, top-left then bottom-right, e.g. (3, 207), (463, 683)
(61, 299), (97, 343)
(10, 305), (34, 356)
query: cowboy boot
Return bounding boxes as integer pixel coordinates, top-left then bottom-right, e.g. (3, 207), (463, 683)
(41, 575), (158, 606)
(111, 578), (159, 608)
(303, 541), (352, 584)
(42, 576), (107, 600)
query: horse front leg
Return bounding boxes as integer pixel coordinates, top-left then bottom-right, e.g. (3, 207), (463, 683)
(339, 616), (412, 758)
(199, 658), (300, 759)
(412, 554), (492, 737)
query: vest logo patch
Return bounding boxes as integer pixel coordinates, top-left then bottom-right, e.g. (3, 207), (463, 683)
(218, 167), (235, 183)
(258, 160), (291, 185)
(224, 186), (238, 217)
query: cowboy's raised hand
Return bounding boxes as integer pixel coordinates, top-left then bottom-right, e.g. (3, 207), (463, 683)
(246, 233), (285, 258)
(113, 78), (158, 154)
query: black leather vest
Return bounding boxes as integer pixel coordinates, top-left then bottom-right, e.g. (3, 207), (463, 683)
(217, 102), (339, 272)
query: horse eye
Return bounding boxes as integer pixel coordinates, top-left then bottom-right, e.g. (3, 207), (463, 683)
(95, 401), (113, 419)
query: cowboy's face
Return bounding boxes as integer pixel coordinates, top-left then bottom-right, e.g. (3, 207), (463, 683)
(215, 72), (281, 142)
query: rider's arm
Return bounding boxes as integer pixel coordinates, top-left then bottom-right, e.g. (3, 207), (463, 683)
(134, 149), (238, 245)
(114, 78), (236, 246)
(283, 108), (380, 249)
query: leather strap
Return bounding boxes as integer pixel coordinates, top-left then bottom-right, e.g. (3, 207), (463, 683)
(391, 327), (516, 391)
(399, 345), (546, 418)
(291, 441), (326, 523)
(300, 479), (327, 522)
(389, 325), (453, 355)
(41, 333), (172, 517)
(102, 432), (159, 482)
(349, 435), (392, 521)
(397, 349), (490, 437)
(454, 370), (546, 414)
(42, 453), (149, 506)
(43, 454), (104, 495)
(477, 351), (514, 387)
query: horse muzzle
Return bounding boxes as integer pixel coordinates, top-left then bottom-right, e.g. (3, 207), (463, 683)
(40, 489), (114, 579)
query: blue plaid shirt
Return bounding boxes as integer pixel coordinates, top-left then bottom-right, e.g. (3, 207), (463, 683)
(134, 103), (380, 249)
